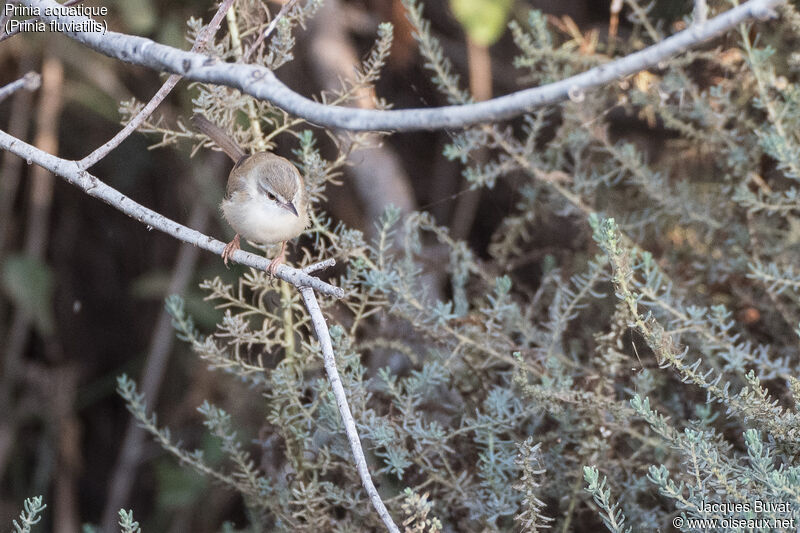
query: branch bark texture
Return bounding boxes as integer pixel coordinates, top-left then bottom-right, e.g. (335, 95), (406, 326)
(0, 128), (344, 298)
(78, 0), (235, 169)
(20, 0), (784, 131)
(0, 72), (41, 104)
(300, 286), (400, 533)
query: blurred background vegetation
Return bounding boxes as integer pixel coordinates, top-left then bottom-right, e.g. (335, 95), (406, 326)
(4, 0), (799, 531)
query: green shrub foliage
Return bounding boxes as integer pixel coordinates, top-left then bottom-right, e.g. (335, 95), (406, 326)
(111, 1), (800, 531)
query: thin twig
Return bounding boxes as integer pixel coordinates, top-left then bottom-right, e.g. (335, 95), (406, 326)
(299, 286), (400, 533)
(242, 0), (298, 62)
(0, 71), (40, 104)
(695, 0), (708, 25)
(20, 0), (783, 131)
(0, 128), (345, 298)
(302, 257), (336, 274)
(78, 0), (235, 169)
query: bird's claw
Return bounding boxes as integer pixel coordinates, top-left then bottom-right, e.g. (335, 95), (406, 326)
(267, 241), (288, 277)
(267, 257), (282, 276)
(222, 234), (241, 268)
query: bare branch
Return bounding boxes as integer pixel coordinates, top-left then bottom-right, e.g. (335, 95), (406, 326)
(20, 0), (783, 131)
(0, 128), (345, 298)
(695, 0), (708, 25)
(299, 286), (400, 533)
(78, 0), (235, 170)
(302, 257), (336, 274)
(0, 71), (40, 104)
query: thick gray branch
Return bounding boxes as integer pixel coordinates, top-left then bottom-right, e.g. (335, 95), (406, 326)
(0, 128), (345, 298)
(22, 0), (783, 131)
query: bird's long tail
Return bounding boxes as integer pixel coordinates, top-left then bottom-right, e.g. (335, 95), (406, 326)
(191, 114), (246, 162)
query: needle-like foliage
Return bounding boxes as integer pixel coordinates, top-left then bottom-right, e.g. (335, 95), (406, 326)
(101, 1), (800, 531)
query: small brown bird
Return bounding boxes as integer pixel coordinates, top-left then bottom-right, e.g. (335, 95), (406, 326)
(192, 114), (309, 274)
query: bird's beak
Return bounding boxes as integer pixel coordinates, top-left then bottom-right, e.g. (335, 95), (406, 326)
(281, 201), (299, 217)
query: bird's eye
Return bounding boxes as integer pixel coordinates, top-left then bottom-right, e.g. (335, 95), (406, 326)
(258, 181), (279, 202)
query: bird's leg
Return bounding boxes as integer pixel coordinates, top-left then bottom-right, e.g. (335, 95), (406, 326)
(267, 240), (287, 276)
(222, 234), (241, 267)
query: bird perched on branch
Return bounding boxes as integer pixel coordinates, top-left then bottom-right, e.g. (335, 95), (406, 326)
(191, 114), (309, 274)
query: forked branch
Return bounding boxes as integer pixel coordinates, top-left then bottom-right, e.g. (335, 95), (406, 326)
(0, 128), (344, 298)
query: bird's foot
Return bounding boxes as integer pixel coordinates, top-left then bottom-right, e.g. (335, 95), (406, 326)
(222, 234), (241, 267)
(267, 241), (287, 277)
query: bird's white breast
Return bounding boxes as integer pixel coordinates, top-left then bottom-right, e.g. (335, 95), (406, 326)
(222, 196), (306, 244)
